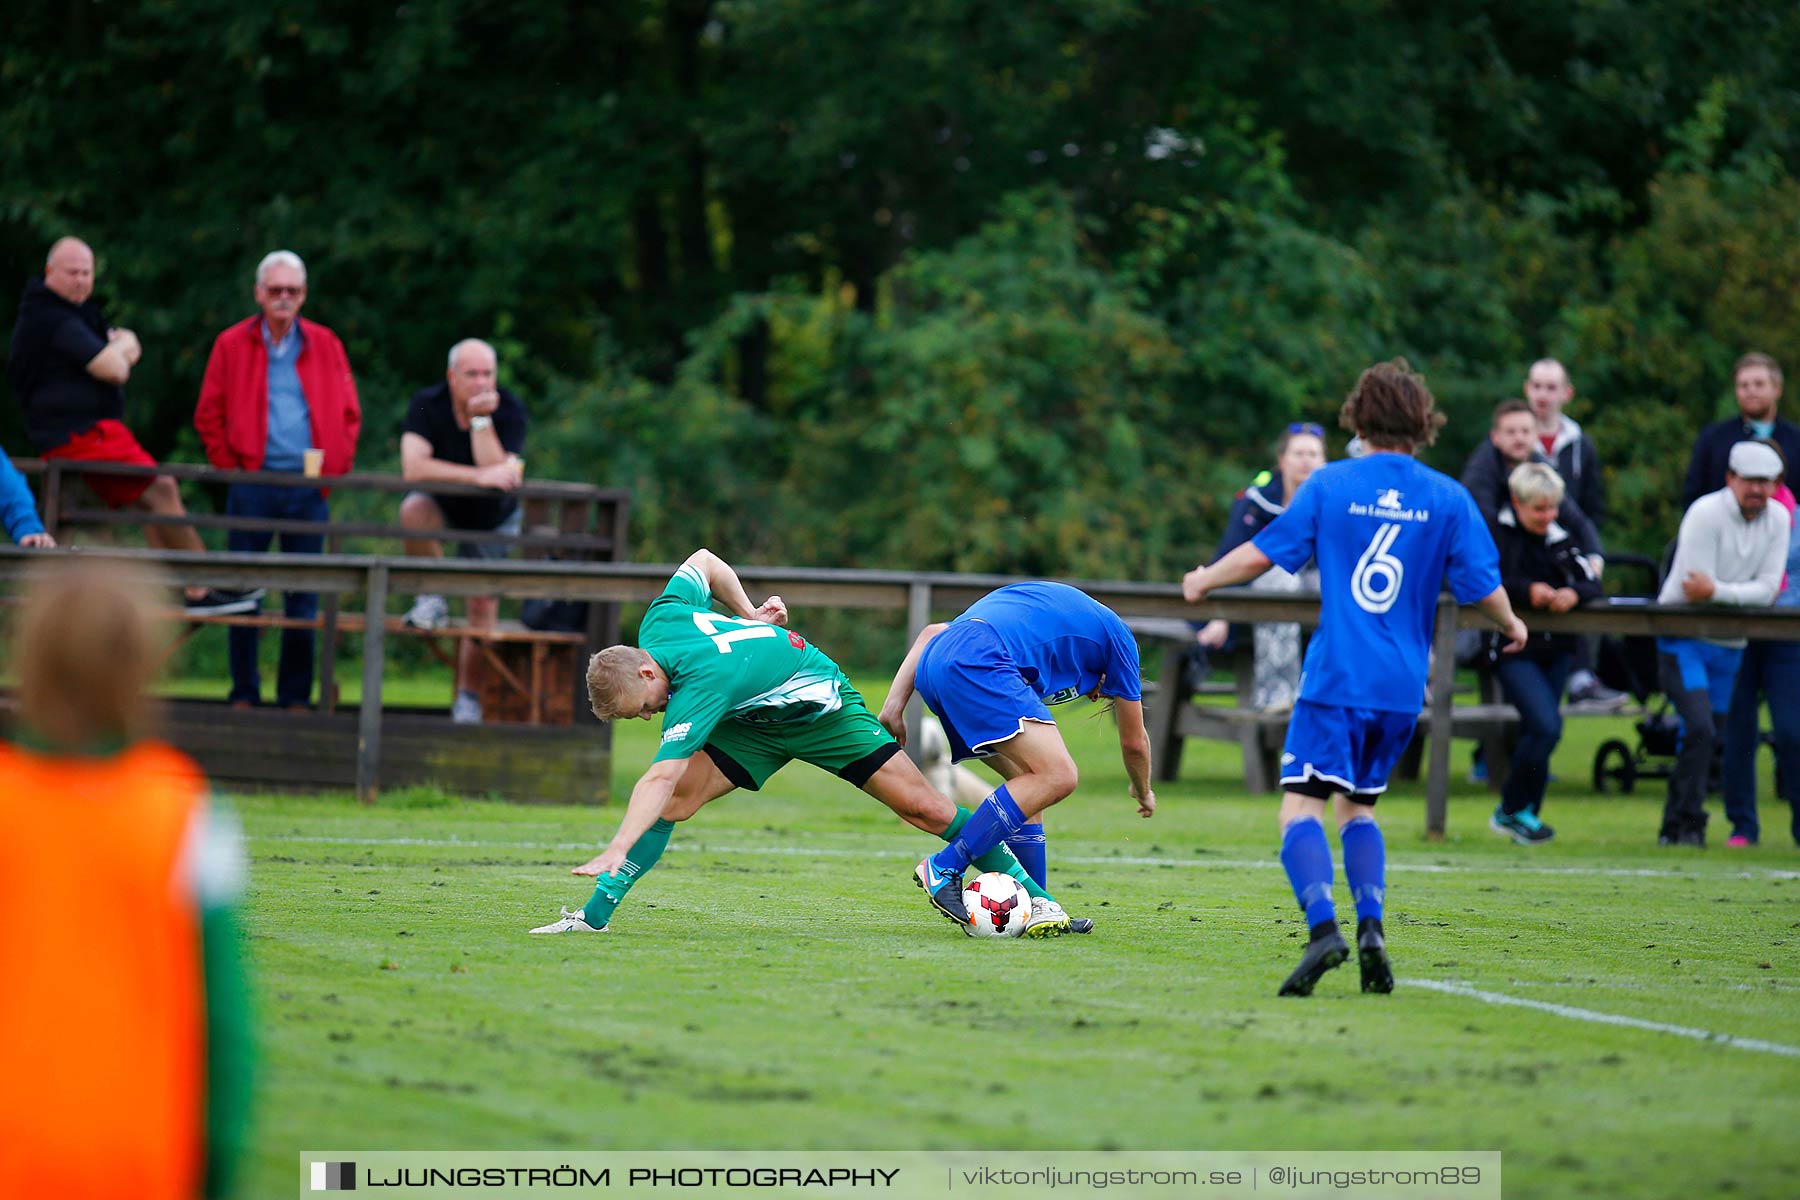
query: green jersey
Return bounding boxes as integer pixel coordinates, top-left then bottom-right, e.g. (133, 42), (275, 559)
(640, 562), (851, 763)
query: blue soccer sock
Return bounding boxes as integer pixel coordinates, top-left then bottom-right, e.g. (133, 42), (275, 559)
(1004, 822), (1047, 888)
(1340, 814), (1386, 922)
(930, 785), (1025, 878)
(580, 819), (674, 928)
(1280, 815), (1337, 929)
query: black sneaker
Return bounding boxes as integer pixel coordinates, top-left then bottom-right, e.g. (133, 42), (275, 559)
(1357, 917), (1393, 994)
(913, 857), (969, 928)
(1067, 917), (1094, 934)
(1676, 828), (1706, 848)
(184, 587), (265, 616)
(1278, 922), (1349, 997)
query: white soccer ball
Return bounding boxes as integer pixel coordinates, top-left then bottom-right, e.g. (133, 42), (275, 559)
(962, 871), (1031, 938)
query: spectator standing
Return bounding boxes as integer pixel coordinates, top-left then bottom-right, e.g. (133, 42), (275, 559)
(1485, 463), (1604, 845)
(0, 450), (54, 547)
(1719, 441), (1800, 846)
(399, 338), (526, 724)
(195, 250), (362, 710)
(1524, 359), (1617, 704)
(0, 559), (251, 1199)
(1656, 442), (1791, 847)
(7, 237), (251, 613)
(1196, 422), (1328, 710)
(1462, 400), (1604, 565)
(1683, 352), (1800, 507)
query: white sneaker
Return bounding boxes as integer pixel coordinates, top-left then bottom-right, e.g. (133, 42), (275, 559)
(451, 690), (483, 724)
(1022, 895), (1072, 938)
(529, 907), (607, 934)
(404, 593), (450, 631)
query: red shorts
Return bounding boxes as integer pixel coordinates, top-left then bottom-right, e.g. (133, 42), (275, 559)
(41, 420), (159, 508)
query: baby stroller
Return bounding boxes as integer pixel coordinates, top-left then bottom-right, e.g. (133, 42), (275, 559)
(1590, 633), (1688, 794)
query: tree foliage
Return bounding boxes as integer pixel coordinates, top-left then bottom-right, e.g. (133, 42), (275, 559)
(5, 1), (1800, 579)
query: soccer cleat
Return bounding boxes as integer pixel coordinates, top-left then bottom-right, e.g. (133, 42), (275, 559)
(1278, 925), (1349, 997)
(528, 907), (607, 934)
(1357, 917), (1393, 994)
(1489, 806), (1555, 845)
(1022, 896), (1072, 939)
(914, 856), (970, 927)
(1068, 917), (1094, 934)
(404, 593), (451, 631)
(184, 587), (265, 616)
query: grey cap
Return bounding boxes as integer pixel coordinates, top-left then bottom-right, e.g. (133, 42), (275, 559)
(1728, 440), (1784, 480)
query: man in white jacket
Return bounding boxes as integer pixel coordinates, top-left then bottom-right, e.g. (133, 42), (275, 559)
(1655, 441), (1792, 846)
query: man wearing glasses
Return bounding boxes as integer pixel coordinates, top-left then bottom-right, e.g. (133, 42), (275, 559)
(195, 250), (363, 710)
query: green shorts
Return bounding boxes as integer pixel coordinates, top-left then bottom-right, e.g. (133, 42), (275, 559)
(702, 685), (899, 791)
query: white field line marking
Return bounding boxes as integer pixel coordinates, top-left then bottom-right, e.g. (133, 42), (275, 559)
(254, 833), (1800, 881)
(1409, 978), (1800, 1060)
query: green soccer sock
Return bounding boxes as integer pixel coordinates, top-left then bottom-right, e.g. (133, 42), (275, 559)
(581, 818), (675, 928)
(943, 807), (1052, 902)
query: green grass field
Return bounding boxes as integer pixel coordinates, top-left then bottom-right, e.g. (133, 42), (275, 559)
(237, 694), (1800, 1197)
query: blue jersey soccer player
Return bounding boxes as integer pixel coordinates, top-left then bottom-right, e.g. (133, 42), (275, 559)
(881, 582), (1156, 935)
(1184, 361), (1527, 997)
(528, 549), (1068, 936)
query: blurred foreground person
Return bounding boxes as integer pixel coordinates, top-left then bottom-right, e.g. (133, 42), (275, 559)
(0, 559), (251, 1199)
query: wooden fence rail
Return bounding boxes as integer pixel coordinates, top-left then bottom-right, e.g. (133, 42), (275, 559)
(3, 546), (1797, 830)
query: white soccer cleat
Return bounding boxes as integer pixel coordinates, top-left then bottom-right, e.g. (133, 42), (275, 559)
(528, 907), (607, 934)
(1022, 895), (1072, 939)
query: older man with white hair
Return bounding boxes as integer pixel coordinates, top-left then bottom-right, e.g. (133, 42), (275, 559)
(399, 338), (528, 723)
(196, 249), (363, 710)
(1656, 440), (1792, 847)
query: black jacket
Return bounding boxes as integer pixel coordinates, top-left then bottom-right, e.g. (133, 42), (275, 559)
(1682, 414), (1800, 508)
(1488, 504), (1606, 662)
(1461, 440), (1603, 557)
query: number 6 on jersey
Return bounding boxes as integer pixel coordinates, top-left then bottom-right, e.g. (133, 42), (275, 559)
(1352, 522), (1405, 613)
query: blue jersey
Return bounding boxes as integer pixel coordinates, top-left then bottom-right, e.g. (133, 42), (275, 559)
(1253, 454), (1500, 714)
(955, 582), (1143, 703)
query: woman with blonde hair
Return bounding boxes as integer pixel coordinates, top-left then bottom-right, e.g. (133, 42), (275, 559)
(0, 559), (251, 1199)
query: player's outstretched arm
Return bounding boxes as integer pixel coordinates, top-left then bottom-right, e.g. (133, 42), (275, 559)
(878, 622), (948, 744)
(683, 548), (785, 624)
(1182, 542), (1274, 603)
(1111, 698), (1156, 818)
(1473, 585), (1529, 654)
(574, 757), (688, 877)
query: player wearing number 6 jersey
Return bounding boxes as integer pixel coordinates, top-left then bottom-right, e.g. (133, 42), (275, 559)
(528, 548), (1071, 935)
(1184, 360), (1527, 997)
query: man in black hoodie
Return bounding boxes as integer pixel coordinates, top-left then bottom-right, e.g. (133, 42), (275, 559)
(1683, 352), (1800, 507)
(7, 238), (254, 614)
(1461, 399), (1621, 713)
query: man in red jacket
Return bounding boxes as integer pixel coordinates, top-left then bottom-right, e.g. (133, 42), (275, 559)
(195, 250), (361, 709)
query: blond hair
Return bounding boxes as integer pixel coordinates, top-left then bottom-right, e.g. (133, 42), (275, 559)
(14, 559), (169, 747)
(1508, 461), (1566, 507)
(585, 645), (653, 720)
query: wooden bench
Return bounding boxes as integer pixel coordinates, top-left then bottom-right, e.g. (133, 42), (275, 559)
(12, 456), (630, 728)
(164, 611), (588, 725)
(1138, 615), (1526, 793)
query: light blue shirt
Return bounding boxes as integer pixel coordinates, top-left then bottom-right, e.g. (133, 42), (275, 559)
(262, 320), (311, 470)
(1782, 501), (1800, 609)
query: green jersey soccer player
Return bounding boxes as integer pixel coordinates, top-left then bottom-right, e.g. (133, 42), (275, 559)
(529, 548), (1082, 936)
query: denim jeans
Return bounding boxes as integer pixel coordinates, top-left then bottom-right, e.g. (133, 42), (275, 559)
(1493, 652), (1573, 817)
(1721, 639), (1800, 844)
(226, 482), (328, 707)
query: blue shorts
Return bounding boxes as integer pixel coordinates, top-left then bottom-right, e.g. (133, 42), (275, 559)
(1279, 699), (1419, 799)
(1657, 637), (1743, 713)
(915, 621), (1053, 761)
